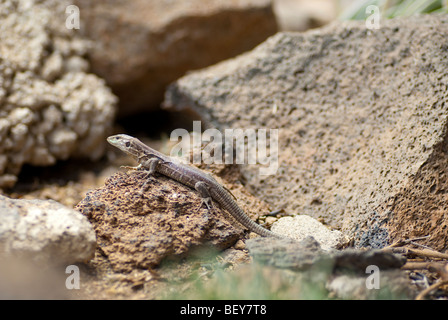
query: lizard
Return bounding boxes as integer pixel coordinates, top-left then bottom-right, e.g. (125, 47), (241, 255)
(107, 134), (284, 239)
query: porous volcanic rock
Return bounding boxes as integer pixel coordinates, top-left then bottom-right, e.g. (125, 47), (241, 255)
(164, 14), (448, 250)
(0, 0), (117, 188)
(76, 166), (274, 272)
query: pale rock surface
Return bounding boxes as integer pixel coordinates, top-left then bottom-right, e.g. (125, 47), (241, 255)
(0, 195), (96, 263)
(272, 215), (349, 250)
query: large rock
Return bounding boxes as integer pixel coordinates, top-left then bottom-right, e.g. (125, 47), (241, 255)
(74, 0), (278, 116)
(0, 0), (117, 188)
(164, 14), (448, 250)
(0, 195), (96, 263)
(76, 169), (274, 272)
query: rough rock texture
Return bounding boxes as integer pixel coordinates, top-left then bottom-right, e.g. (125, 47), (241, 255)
(76, 166), (273, 272)
(0, 0), (117, 188)
(247, 237), (411, 299)
(246, 236), (323, 270)
(74, 0), (277, 116)
(164, 14), (448, 251)
(247, 237), (406, 271)
(0, 195), (96, 263)
(272, 215), (349, 250)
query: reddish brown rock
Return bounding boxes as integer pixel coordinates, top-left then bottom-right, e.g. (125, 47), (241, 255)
(76, 165), (273, 272)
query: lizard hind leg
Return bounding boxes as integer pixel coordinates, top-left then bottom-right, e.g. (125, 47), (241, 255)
(194, 181), (215, 215)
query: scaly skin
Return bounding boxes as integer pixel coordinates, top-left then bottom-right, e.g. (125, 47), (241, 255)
(107, 134), (283, 238)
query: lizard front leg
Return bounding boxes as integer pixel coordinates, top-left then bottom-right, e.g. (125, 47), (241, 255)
(120, 163), (143, 171)
(137, 158), (160, 194)
(140, 157), (160, 174)
(121, 157), (159, 173)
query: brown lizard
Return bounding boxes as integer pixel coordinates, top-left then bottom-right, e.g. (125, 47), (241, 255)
(107, 134), (283, 238)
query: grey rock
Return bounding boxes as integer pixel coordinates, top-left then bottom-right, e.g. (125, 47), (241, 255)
(0, 195), (96, 264)
(246, 237), (405, 272)
(273, 0), (336, 31)
(164, 15), (448, 251)
(246, 237), (411, 299)
(246, 236), (323, 270)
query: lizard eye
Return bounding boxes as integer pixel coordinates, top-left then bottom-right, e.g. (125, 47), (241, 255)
(125, 142), (130, 147)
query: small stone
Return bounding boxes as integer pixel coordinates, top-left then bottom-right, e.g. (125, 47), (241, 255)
(220, 249), (250, 267)
(264, 216), (278, 226)
(233, 239), (246, 250)
(272, 215), (349, 251)
(41, 51), (63, 81)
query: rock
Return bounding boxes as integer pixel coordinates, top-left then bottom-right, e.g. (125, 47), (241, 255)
(327, 249), (411, 299)
(271, 215), (349, 250)
(247, 236), (405, 271)
(327, 270), (413, 300)
(220, 248), (251, 267)
(0, 194), (96, 264)
(164, 15), (448, 251)
(0, 0), (117, 188)
(74, 0), (277, 116)
(77, 170), (271, 272)
(246, 236), (323, 270)
(331, 248), (406, 273)
(246, 236), (410, 299)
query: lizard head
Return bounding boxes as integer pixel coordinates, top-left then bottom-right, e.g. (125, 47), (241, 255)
(107, 134), (141, 158)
